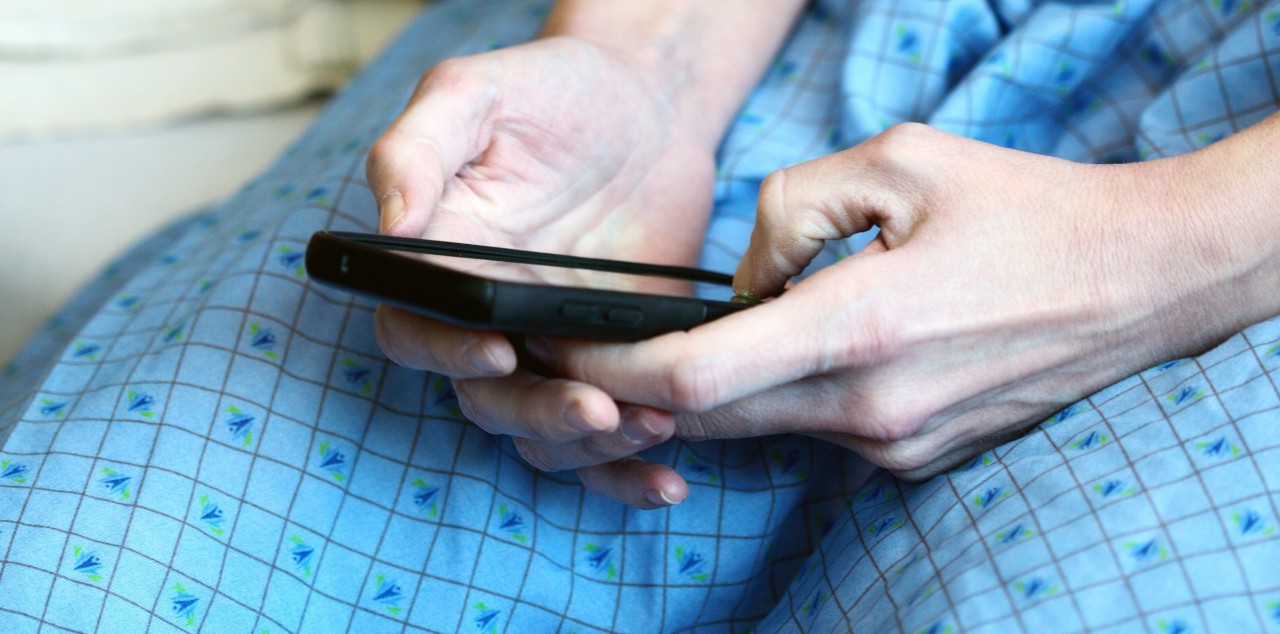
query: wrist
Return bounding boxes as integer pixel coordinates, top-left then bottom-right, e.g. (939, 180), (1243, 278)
(541, 0), (805, 150)
(1129, 123), (1280, 353)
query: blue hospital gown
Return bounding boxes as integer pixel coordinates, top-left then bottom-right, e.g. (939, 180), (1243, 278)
(2, 0), (1280, 632)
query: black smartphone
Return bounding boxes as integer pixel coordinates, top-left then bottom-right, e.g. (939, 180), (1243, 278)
(304, 231), (748, 340)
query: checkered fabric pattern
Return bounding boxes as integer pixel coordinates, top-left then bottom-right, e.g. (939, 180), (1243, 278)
(1, 0), (1278, 631)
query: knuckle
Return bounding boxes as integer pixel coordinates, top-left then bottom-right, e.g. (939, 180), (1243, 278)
(417, 57), (477, 98)
(850, 390), (933, 443)
(672, 412), (723, 442)
(757, 169), (789, 220)
(452, 382), (486, 426)
(513, 438), (560, 472)
(576, 437), (624, 468)
(863, 122), (933, 169)
(831, 304), (903, 369)
(666, 353), (721, 413)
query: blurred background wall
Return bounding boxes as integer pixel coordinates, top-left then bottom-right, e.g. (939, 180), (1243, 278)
(0, 0), (424, 365)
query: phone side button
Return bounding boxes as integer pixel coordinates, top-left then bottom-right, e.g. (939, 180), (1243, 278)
(605, 307), (643, 326)
(560, 302), (606, 323)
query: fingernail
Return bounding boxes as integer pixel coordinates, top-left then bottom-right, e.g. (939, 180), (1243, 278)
(620, 408), (660, 444)
(644, 489), (680, 506)
(525, 335), (550, 361)
(564, 400), (604, 433)
(379, 190), (405, 235)
(464, 340), (503, 375)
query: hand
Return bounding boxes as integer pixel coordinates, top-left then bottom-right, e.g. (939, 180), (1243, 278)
(365, 36), (719, 507)
(526, 122), (1275, 481)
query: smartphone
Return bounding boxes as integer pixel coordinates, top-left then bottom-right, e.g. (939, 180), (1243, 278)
(304, 231), (748, 340)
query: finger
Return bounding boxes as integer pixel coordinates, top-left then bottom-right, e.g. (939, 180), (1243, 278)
(374, 305), (515, 378)
(734, 123), (934, 298)
(527, 281), (874, 413)
(454, 370), (619, 443)
(577, 458), (689, 509)
(366, 58), (496, 236)
(513, 406), (675, 471)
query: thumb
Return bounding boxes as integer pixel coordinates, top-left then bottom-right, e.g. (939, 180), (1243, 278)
(365, 60), (497, 237)
(733, 126), (930, 299)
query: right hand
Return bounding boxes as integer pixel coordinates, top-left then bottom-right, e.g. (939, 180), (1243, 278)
(366, 36), (718, 507)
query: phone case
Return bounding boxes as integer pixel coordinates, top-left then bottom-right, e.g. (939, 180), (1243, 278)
(304, 231), (745, 340)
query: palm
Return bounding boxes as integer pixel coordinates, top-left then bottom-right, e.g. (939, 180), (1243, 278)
(418, 38), (716, 270)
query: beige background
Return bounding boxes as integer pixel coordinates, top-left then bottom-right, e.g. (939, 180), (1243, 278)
(0, 1), (425, 366)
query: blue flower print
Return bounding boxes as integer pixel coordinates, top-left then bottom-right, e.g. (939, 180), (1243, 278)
(497, 503), (528, 543)
(582, 544), (616, 580)
(98, 468), (131, 501)
(430, 375), (463, 417)
(895, 25), (921, 63)
(317, 440), (348, 483)
(1140, 42), (1173, 69)
(248, 322), (279, 360)
(1053, 61), (1075, 94)
(340, 358), (374, 395)
(276, 245), (305, 278)
(972, 487), (1010, 509)
(70, 545), (104, 583)
(1013, 576), (1060, 602)
(306, 187), (332, 206)
(854, 479), (897, 506)
(289, 535), (315, 578)
(802, 590), (829, 616)
(1231, 509), (1276, 538)
(114, 294), (141, 312)
(1, 460), (29, 484)
(894, 553), (922, 577)
(410, 479), (440, 518)
(197, 495), (226, 537)
(1196, 436), (1241, 459)
(170, 582), (199, 628)
(917, 620), (955, 634)
(225, 406), (254, 447)
(1043, 404), (1078, 427)
(1070, 430), (1108, 451)
(867, 515), (903, 537)
(682, 455), (719, 483)
(38, 398), (67, 419)
(162, 322), (186, 343)
(994, 523), (1034, 546)
(1093, 479), (1135, 500)
(371, 573), (404, 615)
(907, 583), (936, 607)
(72, 341), (101, 360)
(772, 59), (799, 82)
(1166, 385), (1205, 407)
(770, 448), (807, 479)
(126, 390), (156, 419)
(1125, 538), (1169, 564)
(473, 603), (500, 633)
(675, 546), (708, 582)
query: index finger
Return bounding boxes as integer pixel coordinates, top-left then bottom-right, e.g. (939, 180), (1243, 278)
(526, 292), (834, 413)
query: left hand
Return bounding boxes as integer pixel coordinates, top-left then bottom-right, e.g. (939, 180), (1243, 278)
(519, 122), (1273, 494)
